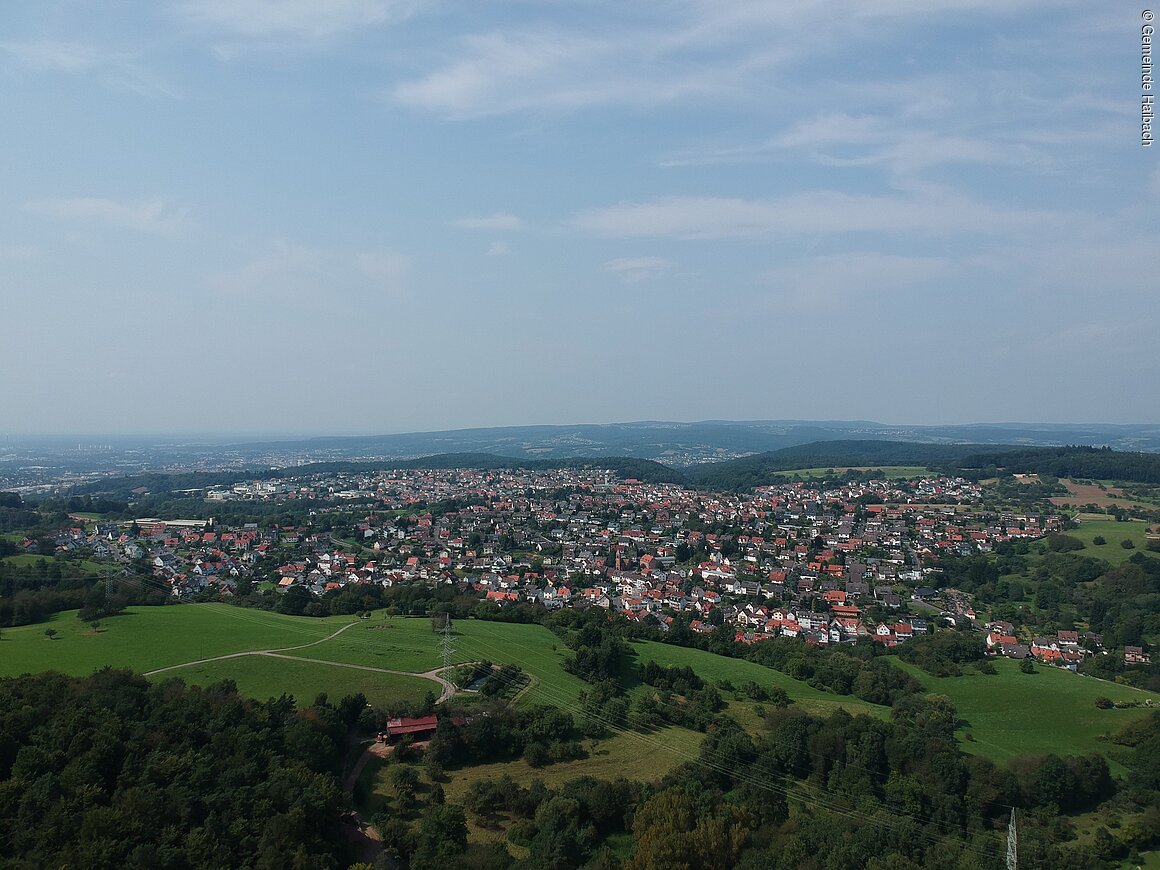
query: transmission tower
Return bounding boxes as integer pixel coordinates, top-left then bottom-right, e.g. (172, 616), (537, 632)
(1006, 808), (1017, 870)
(440, 613), (455, 677)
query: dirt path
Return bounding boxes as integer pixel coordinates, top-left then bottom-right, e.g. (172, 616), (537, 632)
(142, 621), (457, 704)
(143, 620), (361, 675)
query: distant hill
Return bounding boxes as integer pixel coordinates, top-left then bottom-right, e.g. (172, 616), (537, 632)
(68, 441), (1160, 501)
(684, 441), (1160, 490)
(217, 420), (1160, 466)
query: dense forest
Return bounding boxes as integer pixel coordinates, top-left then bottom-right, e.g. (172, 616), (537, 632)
(0, 670), (356, 868)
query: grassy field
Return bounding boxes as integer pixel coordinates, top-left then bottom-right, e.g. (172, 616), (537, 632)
(439, 725), (705, 799)
(776, 466), (932, 480)
(0, 607), (589, 710)
(168, 654), (436, 707)
(308, 616), (592, 708)
(0, 604), (345, 677)
(894, 658), (1157, 765)
(1067, 517), (1157, 565)
(631, 640), (884, 720)
(0, 553), (108, 573)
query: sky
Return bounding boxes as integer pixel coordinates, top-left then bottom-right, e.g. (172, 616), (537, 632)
(1, 0), (1157, 436)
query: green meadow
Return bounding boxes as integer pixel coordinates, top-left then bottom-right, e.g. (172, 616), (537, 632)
(1068, 517), (1157, 565)
(0, 607), (589, 710)
(0, 604), (344, 677)
(167, 655), (436, 708)
(893, 658), (1157, 765)
(630, 640), (885, 720)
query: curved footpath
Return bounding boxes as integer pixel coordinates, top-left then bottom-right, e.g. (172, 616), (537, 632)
(143, 620), (457, 702)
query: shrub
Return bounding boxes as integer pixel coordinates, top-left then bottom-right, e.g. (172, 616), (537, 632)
(1095, 696), (1114, 709)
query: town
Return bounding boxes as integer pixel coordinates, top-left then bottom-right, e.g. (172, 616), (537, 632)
(33, 464), (1110, 668)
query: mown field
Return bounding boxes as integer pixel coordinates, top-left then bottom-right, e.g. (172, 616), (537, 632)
(167, 654), (435, 708)
(0, 604), (345, 676)
(1068, 517), (1157, 565)
(0, 607), (589, 709)
(893, 658), (1157, 766)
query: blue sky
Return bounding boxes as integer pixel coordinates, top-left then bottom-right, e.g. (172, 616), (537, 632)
(2, 0), (1156, 436)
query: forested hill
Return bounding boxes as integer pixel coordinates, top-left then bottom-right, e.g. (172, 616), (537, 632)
(684, 441), (1160, 490)
(954, 445), (1160, 484)
(68, 454), (685, 500)
(63, 442), (1160, 502)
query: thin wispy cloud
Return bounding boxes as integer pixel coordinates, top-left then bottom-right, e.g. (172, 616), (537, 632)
(572, 191), (1071, 241)
(2, 39), (177, 97)
(486, 241), (512, 257)
(24, 198), (189, 235)
(451, 212), (523, 231)
(211, 244), (409, 300)
(2, 39), (115, 72)
(604, 256), (673, 283)
(178, 0), (421, 47)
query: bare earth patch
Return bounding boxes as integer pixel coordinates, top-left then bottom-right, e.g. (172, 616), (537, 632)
(1050, 480), (1154, 510)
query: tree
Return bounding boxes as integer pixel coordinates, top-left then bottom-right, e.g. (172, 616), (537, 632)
(1020, 659), (1036, 674)
(412, 803), (467, 868)
(44, 628), (57, 640)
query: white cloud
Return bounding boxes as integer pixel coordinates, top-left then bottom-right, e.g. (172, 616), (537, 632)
(179, 0), (418, 42)
(572, 191), (1070, 240)
(451, 212), (523, 231)
(389, 0), (1077, 119)
(24, 197), (189, 235)
(604, 256), (673, 283)
(486, 241), (512, 257)
(209, 244), (326, 295)
(210, 244), (408, 299)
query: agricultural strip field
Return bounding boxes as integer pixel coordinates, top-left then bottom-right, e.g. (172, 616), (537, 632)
(893, 658), (1158, 765)
(1068, 517), (1157, 565)
(1049, 479), (1158, 511)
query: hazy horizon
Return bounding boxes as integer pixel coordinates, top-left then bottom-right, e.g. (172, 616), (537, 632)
(5, 418), (1160, 443)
